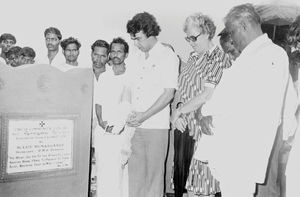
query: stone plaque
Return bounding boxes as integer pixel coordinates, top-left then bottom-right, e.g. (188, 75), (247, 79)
(7, 119), (73, 173)
(0, 114), (78, 182)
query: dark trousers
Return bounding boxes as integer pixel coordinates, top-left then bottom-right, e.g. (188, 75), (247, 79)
(173, 128), (195, 197)
(256, 124), (283, 197)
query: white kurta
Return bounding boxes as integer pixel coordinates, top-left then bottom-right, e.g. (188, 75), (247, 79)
(198, 34), (291, 196)
(94, 67), (134, 197)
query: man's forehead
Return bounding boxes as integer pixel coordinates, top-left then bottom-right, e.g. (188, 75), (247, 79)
(66, 43), (78, 50)
(94, 46), (108, 54)
(111, 43), (125, 50)
(131, 31), (145, 39)
(2, 39), (15, 43)
(45, 33), (59, 39)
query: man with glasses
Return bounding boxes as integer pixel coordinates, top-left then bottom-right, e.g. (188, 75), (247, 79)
(37, 27), (65, 67)
(126, 12), (179, 197)
(0, 33), (17, 65)
(57, 37), (81, 72)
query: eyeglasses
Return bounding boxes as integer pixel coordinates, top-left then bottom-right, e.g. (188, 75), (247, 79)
(185, 33), (201, 42)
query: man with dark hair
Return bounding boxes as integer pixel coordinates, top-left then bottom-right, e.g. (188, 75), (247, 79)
(6, 46), (22, 67)
(0, 33), (17, 64)
(90, 39), (110, 196)
(218, 29), (240, 61)
(19, 47), (36, 65)
(91, 39), (109, 80)
(94, 37), (133, 197)
(126, 12), (179, 197)
(58, 37), (81, 72)
(38, 27), (64, 66)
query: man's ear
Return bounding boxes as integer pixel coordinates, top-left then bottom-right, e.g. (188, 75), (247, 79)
(125, 53), (129, 59)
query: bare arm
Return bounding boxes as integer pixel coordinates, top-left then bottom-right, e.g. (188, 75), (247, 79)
(95, 103), (107, 129)
(179, 86), (214, 114)
(171, 86), (214, 126)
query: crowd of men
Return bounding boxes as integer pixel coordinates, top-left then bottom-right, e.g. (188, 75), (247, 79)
(1, 3), (300, 197)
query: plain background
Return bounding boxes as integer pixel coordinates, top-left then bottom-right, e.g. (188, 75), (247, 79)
(1, 0), (299, 65)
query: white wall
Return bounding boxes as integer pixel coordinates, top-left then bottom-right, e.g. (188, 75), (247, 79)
(1, 0), (299, 65)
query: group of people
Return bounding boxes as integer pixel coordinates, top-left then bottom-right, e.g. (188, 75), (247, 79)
(1, 3), (300, 197)
(90, 5), (300, 197)
(0, 27), (84, 71)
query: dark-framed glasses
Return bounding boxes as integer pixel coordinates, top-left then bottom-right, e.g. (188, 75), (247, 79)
(185, 33), (201, 42)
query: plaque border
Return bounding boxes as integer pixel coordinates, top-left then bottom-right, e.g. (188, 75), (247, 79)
(0, 113), (79, 182)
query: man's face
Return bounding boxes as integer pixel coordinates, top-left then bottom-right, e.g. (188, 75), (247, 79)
(222, 40), (240, 61)
(109, 43), (128, 66)
(1, 39), (15, 53)
(225, 21), (246, 53)
(7, 54), (20, 67)
(91, 46), (108, 69)
(19, 55), (35, 65)
(63, 43), (79, 63)
(130, 31), (150, 52)
(45, 33), (60, 51)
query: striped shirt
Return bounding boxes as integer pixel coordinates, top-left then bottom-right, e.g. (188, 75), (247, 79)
(175, 45), (231, 140)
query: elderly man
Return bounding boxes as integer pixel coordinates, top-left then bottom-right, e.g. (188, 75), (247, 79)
(0, 33), (16, 64)
(126, 12), (179, 197)
(197, 4), (298, 197)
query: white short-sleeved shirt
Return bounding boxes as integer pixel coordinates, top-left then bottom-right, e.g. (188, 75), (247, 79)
(37, 50), (65, 67)
(0, 56), (6, 65)
(55, 62), (83, 72)
(95, 67), (129, 123)
(127, 41), (179, 129)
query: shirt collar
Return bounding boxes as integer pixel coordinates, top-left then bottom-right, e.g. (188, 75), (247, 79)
(240, 33), (270, 57)
(148, 41), (162, 57)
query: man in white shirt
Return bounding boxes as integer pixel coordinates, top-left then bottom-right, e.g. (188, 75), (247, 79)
(57, 37), (81, 72)
(126, 12), (179, 197)
(38, 27), (65, 66)
(94, 37), (133, 197)
(199, 4), (298, 197)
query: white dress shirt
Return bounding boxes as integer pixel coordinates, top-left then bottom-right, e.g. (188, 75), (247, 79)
(127, 41), (179, 129)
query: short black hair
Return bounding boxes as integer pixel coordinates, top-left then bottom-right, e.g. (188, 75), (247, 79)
(20, 47), (36, 58)
(60, 37), (81, 50)
(91, 39), (109, 54)
(6, 46), (22, 59)
(110, 37), (129, 53)
(126, 12), (161, 37)
(44, 27), (62, 40)
(0, 33), (16, 44)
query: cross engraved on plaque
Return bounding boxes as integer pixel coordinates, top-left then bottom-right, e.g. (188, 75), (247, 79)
(39, 121), (45, 128)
